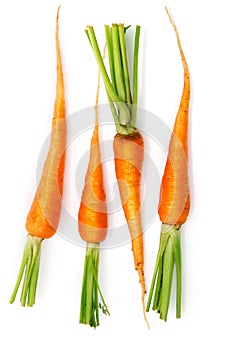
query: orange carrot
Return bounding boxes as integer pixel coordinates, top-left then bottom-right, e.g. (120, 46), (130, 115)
(86, 24), (149, 328)
(78, 122), (107, 244)
(10, 6), (66, 306)
(78, 53), (110, 327)
(78, 127), (107, 243)
(146, 7), (190, 321)
(113, 132), (146, 307)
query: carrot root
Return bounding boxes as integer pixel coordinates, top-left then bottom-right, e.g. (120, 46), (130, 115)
(79, 243), (110, 328)
(146, 224), (182, 321)
(136, 267), (150, 329)
(9, 235), (43, 306)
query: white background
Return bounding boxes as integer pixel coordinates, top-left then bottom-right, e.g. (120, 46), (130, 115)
(0, 0), (225, 349)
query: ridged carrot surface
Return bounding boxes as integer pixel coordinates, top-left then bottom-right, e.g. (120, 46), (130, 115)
(78, 49), (110, 327)
(26, 7), (66, 238)
(10, 6), (66, 306)
(86, 24), (150, 328)
(78, 123), (107, 243)
(146, 7), (191, 321)
(158, 8), (190, 226)
(114, 132), (145, 294)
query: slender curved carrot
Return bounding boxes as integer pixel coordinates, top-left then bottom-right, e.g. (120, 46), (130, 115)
(10, 6), (66, 306)
(146, 7), (190, 321)
(158, 8), (190, 226)
(113, 131), (145, 302)
(78, 50), (110, 327)
(86, 24), (150, 328)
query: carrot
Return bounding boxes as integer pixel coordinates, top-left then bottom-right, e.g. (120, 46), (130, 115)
(146, 7), (190, 321)
(10, 6), (66, 306)
(86, 24), (150, 328)
(78, 50), (110, 327)
(113, 132), (145, 299)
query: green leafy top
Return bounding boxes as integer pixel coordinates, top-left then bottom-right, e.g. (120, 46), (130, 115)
(86, 24), (141, 135)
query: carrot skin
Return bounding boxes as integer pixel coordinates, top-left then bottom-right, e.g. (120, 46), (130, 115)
(113, 132), (144, 229)
(86, 23), (148, 326)
(79, 55), (110, 326)
(25, 7), (66, 239)
(147, 8), (190, 321)
(78, 125), (108, 243)
(158, 8), (190, 226)
(114, 131), (150, 327)
(25, 125), (66, 238)
(113, 132), (146, 289)
(10, 7), (65, 306)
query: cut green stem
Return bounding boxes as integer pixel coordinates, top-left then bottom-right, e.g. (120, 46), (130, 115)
(146, 224), (182, 321)
(112, 24), (126, 102)
(9, 234), (43, 306)
(131, 25), (141, 126)
(86, 23), (140, 135)
(79, 242), (110, 328)
(118, 24), (132, 105)
(105, 25), (116, 91)
(86, 26), (130, 126)
(86, 26), (120, 104)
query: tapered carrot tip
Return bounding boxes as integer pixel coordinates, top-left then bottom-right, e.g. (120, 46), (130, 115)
(113, 132), (149, 327)
(57, 5), (61, 14)
(137, 268), (150, 329)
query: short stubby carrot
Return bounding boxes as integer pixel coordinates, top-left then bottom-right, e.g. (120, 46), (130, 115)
(10, 6), (66, 306)
(86, 24), (150, 328)
(146, 7), (191, 321)
(78, 59), (110, 328)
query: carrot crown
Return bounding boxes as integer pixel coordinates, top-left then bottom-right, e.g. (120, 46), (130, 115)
(86, 24), (140, 135)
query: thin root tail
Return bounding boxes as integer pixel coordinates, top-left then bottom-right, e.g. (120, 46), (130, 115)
(137, 268), (150, 329)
